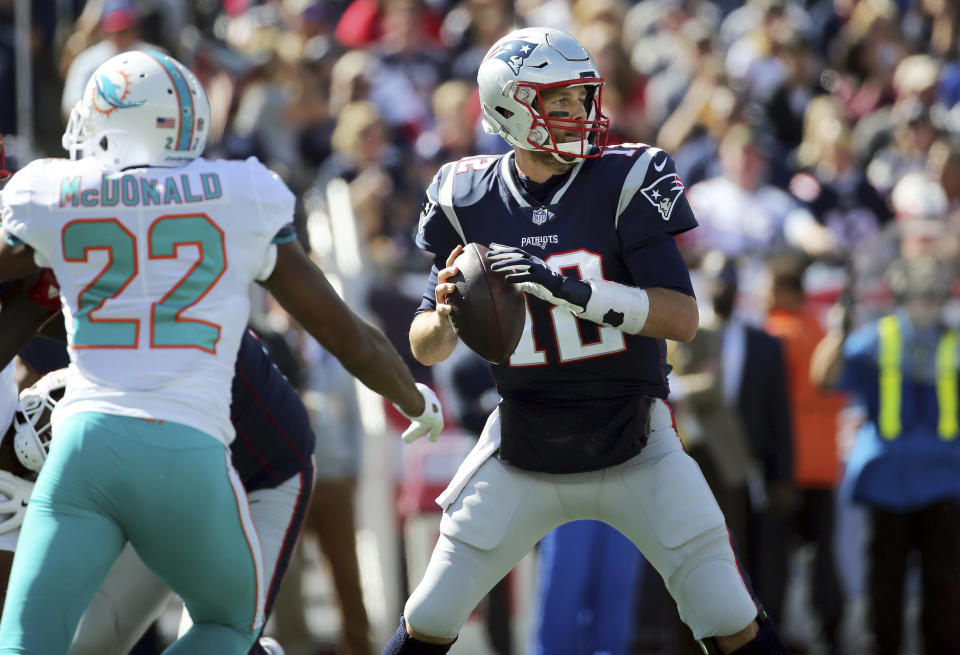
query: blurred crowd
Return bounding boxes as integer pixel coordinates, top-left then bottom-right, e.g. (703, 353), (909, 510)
(4, 0), (960, 296)
(4, 0), (960, 653)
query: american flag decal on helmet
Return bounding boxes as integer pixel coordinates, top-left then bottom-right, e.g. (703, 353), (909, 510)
(156, 117), (176, 129)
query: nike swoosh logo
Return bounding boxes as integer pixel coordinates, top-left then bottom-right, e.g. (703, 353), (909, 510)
(653, 154), (667, 172)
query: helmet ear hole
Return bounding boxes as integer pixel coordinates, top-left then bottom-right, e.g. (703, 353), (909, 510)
(100, 136), (109, 151)
(495, 106), (514, 119)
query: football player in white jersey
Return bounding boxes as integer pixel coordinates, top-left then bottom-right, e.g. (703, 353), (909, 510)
(0, 51), (442, 655)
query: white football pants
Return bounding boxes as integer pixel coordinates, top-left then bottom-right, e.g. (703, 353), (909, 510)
(404, 399), (758, 641)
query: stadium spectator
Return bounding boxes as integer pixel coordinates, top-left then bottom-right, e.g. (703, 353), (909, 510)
(762, 254), (847, 655)
(811, 255), (960, 655)
(60, 0), (165, 120)
(787, 95), (892, 254)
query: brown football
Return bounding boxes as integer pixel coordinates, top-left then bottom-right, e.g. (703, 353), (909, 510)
(447, 242), (526, 364)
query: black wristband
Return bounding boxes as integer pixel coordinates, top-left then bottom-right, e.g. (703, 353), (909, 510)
(560, 277), (592, 310)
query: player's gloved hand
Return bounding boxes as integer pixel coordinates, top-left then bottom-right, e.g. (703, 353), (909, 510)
(0, 470), (33, 535)
(487, 243), (592, 313)
(394, 383), (444, 444)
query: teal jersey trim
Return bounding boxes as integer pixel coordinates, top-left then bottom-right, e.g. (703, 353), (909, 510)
(271, 223), (297, 245)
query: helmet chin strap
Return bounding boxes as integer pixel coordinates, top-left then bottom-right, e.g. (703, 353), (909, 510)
(550, 139), (592, 162)
(534, 107), (596, 162)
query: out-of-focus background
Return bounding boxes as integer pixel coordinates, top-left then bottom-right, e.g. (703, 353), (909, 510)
(4, 0), (960, 654)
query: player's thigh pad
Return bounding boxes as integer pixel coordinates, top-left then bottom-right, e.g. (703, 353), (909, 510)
(609, 431), (756, 639)
(71, 543), (173, 655)
(438, 456), (539, 551)
(406, 458), (557, 638)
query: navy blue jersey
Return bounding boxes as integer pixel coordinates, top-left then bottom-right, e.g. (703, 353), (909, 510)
(415, 144), (697, 402)
(229, 330), (315, 492)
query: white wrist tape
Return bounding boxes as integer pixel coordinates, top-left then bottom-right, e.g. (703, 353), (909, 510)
(578, 279), (650, 334)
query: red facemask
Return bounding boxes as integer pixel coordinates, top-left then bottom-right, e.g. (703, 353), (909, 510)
(514, 79), (610, 159)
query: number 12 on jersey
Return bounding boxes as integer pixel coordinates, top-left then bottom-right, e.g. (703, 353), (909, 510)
(62, 214), (226, 352)
(509, 250), (626, 366)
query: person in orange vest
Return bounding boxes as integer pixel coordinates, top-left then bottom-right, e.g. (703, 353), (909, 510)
(762, 254), (847, 655)
(811, 255), (960, 655)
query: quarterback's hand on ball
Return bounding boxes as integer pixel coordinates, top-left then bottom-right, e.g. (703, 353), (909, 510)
(435, 245), (463, 319)
(395, 383), (444, 443)
(487, 243), (592, 313)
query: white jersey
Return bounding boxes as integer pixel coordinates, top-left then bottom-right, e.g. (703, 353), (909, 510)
(0, 156), (294, 444)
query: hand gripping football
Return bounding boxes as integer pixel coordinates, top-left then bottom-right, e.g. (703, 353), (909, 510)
(448, 243), (525, 364)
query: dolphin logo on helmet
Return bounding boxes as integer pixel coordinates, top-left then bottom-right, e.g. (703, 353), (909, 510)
(93, 73), (146, 114)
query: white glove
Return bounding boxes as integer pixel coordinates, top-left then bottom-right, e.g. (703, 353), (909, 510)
(395, 383), (443, 444)
(0, 470), (33, 535)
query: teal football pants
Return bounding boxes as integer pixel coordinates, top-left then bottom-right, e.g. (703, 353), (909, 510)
(0, 412), (264, 655)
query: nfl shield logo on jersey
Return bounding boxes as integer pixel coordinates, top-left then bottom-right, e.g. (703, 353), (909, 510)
(532, 207), (551, 226)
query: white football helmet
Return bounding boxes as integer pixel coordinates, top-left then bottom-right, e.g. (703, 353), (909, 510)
(0, 470), (33, 535)
(12, 369), (68, 473)
(478, 27), (609, 161)
(62, 50), (210, 169)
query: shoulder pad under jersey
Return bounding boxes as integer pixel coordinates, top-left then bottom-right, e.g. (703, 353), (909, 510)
(594, 142), (698, 237)
(415, 154), (503, 256)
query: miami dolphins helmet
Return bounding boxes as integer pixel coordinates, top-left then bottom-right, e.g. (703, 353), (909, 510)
(62, 50), (210, 169)
(477, 27), (609, 161)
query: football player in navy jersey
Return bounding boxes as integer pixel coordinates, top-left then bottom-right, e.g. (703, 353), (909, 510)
(384, 27), (790, 655)
(0, 273), (310, 655)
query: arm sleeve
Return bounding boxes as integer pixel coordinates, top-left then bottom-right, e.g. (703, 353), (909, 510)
(614, 150), (697, 294)
(837, 324), (879, 395)
(414, 163), (463, 269)
(1, 163), (51, 268)
(413, 163), (463, 314)
(616, 150), (698, 240)
(621, 234), (695, 296)
(416, 265), (441, 314)
(247, 158), (296, 281)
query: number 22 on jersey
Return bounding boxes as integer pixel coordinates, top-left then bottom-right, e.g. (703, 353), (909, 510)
(62, 214), (226, 352)
(509, 250), (626, 366)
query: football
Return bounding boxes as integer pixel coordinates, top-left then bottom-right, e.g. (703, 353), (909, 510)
(447, 243), (526, 364)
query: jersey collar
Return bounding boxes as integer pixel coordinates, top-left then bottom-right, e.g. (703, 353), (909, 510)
(500, 151), (585, 208)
